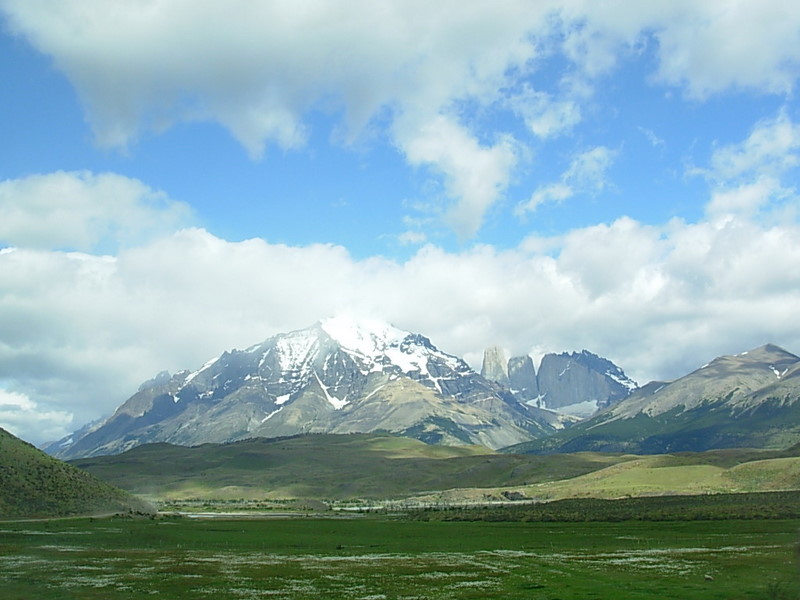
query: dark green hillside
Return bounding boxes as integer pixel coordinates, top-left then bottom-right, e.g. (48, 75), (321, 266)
(0, 427), (153, 518)
(71, 433), (634, 500)
(507, 397), (800, 455)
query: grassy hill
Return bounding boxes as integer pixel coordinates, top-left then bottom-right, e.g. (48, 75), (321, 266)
(71, 433), (638, 501)
(68, 433), (800, 505)
(404, 444), (800, 505)
(0, 427), (153, 518)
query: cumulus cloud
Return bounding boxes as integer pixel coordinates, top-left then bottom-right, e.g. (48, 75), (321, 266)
(559, 1), (800, 98)
(0, 171), (192, 251)
(0, 0), (549, 235)
(650, 2), (800, 98)
(4, 1), (797, 239)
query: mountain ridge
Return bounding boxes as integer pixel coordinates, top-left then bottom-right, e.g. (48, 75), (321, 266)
(49, 318), (565, 458)
(508, 343), (800, 454)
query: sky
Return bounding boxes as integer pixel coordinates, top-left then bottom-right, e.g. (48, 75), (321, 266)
(1, 0), (800, 446)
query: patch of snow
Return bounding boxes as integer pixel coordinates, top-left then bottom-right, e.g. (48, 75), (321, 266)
(524, 394), (545, 409)
(59, 437), (73, 447)
(605, 370), (637, 391)
(261, 407), (283, 422)
(184, 356), (219, 385)
(363, 384), (386, 401)
(321, 316), (405, 358)
(558, 363), (571, 377)
(171, 393), (179, 403)
(385, 345), (425, 374)
(554, 399), (600, 419)
(275, 329), (319, 372)
(770, 365), (786, 379)
(313, 371), (348, 410)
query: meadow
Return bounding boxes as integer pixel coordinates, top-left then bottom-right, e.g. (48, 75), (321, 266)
(1, 514), (798, 599)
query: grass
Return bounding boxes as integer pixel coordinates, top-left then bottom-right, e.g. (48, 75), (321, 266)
(1, 515), (798, 599)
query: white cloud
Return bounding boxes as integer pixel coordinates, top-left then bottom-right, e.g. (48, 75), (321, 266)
(3, 1), (799, 239)
(0, 171), (192, 251)
(563, 146), (617, 190)
(693, 111), (800, 222)
(396, 114), (518, 238)
(638, 126), (665, 148)
(559, 1), (800, 98)
(0, 389), (73, 443)
(510, 88), (582, 139)
(707, 112), (800, 181)
(518, 182), (573, 214)
(706, 177), (790, 220)
(651, 2), (800, 98)
(0, 0), (549, 235)
(519, 145), (616, 214)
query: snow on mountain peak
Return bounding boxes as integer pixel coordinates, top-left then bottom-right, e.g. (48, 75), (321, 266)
(320, 316), (406, 358)
(273, 327), (320, 372)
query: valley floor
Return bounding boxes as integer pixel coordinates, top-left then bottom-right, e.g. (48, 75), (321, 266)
(1, 514), (798, 599)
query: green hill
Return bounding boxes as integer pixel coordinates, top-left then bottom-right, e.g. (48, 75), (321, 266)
(0, 427), (153, 518)
(70, 434), (800, 506)
(406, 444), (800, 505)
(70, 433), (635, 501)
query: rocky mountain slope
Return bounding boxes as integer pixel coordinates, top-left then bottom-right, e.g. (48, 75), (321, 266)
(510, 344), (800, 454)
(49, 318), (566, 459)
(0, 427), (151, 518)
(481, 347), (637, 416)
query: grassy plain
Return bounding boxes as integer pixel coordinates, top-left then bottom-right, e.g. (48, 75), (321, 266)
(1, 514), (798, 599)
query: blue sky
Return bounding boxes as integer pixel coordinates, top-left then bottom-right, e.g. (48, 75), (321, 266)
(1, 1), (800, 445)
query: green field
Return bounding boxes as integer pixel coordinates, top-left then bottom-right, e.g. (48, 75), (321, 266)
(1, 515), (798, 599)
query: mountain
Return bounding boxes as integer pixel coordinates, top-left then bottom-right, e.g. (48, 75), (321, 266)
(49, 318), (563, 459)
(510, 344), (800, 454)
(507, 355), (539, 401)
(536, 350), (638, 415)
(481, 347), (637, 417)
(0, 427), (152, 518)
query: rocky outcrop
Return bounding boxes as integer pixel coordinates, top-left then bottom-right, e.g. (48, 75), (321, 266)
(479, 347), (637, 417)
(481, 345), (509, 386)
(508, 355), (539, 402)
(536, 350), (637, 415)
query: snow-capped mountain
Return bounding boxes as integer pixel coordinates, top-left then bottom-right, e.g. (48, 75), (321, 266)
(49, 318), (561, 459)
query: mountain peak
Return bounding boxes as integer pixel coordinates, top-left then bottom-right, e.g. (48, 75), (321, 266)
(319, 316), (407, 356)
